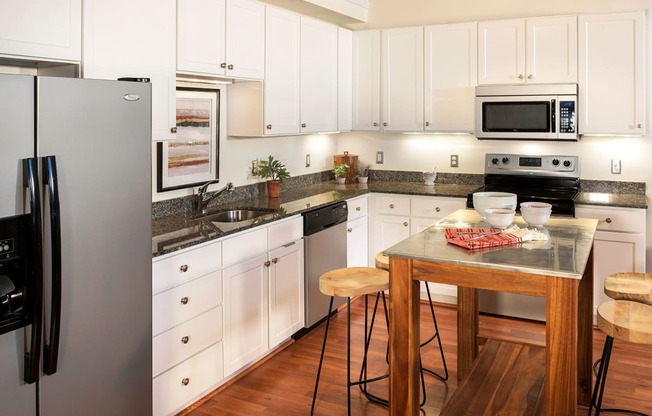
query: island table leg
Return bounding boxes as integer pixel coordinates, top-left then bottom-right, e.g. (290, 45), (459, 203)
(457, 287), (479, 380)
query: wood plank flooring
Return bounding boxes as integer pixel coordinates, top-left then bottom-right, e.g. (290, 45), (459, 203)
(186, 298), (652, 415)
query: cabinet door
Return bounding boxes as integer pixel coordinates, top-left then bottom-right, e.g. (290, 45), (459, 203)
(264, 7), (300, 135)
(373, 214), (410, 257)
(338, 28), (353, 132)
(223, 253), (269, 376)
(424, 22), (477, 132)
(578, 12), (646, 135)
(177, 0), (226, 75)
(381, 26), (424, 131)
(0, 0), (81, 62)
(300, 17), (338, 133)
(226, 0), (265, 79)
(268, 241), (304, 348)
(83, 0), (176, 141)
(526, 16), (577, 84)
(352, 30), (381, 130)
(478, 19), (525, 85)
(347, 216), (368, 267)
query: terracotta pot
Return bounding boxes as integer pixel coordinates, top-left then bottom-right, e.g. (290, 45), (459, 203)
(266, 180), (281, 198)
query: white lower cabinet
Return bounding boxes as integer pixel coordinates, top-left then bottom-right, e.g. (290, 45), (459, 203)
(575, 205), (646, 316)
(347, 216), (369, 267)
(268, 241), (304, 348)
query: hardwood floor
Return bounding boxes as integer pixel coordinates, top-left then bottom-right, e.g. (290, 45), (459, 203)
(186, 298), (652, 415)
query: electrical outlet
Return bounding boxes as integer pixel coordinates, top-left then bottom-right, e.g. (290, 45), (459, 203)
(450, 154), (459, 168)
(305, 154), (310, 168)
(376, 151), (384, 164)
(611, 159), (621, 174)
(251, 159), (259, 176)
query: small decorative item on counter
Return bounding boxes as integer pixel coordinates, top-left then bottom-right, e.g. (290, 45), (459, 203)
(423, 166), (437, 185)
(356, 163), (369, 183)
(258, 155), (290, 198)
(333, 163), (349, 184)
(333, 151), (358, 184)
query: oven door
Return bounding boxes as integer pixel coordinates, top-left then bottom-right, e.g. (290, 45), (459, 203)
(475, 95), (560, 140)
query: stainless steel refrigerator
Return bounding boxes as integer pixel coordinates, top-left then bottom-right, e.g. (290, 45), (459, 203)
(0, 74), (152, 415)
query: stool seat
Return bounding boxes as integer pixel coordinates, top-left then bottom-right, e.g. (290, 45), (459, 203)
(375, 252), (389, 270)
(319, 267), (389, 298)
(605, 272), (652, 306)
(597, 300), (652, 345)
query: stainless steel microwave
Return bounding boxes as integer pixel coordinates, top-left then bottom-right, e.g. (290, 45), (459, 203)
(475, 84), (578, 141)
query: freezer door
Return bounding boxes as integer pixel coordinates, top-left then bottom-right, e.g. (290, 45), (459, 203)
(0, 75), (38, 415)
(36, 77), (152, 415)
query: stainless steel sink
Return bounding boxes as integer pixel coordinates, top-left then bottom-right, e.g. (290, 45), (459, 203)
(197, 208), (276, 223)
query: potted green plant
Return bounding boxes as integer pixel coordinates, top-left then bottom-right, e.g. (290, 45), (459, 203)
(356, 163), (369, 183)
(258, 155), (290, 198)
(333, 163), (349, 184)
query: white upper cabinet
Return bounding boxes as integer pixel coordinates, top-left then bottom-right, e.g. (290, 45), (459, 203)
(83, 0), (176, 141)
(0, 0), (81, 62)
(381, 26), (424, 131)
(578, 11), (646, 135)
(338, 27), (353, 132)
(478, 16), (577, 85)
(424, 22), (477, 132)
(177, 0), (265, 79)
(300, 16), (339, 133)
(352, 30), (381, 130)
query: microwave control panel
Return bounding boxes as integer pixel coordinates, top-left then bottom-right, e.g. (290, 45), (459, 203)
(559, 100), (576, 133)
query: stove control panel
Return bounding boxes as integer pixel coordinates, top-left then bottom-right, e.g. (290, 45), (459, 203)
(486, 154), (579, 177)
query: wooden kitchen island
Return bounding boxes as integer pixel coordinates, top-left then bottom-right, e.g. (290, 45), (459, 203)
(385, 209), (598, 416)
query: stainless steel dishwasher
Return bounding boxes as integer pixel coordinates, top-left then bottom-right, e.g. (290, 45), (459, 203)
(302, 201), (348, 328)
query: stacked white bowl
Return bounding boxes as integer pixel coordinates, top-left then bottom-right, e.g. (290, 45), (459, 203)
(520, 202), (552, 226)
(472, 192), (517, 218)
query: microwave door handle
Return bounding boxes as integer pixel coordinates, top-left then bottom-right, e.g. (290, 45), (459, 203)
(551, 99), (556, 133)
(42, 156), (61, 376)
(22, 158), (43, 384)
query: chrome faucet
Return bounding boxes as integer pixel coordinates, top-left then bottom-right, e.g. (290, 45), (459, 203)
(196, 180), (234, 215)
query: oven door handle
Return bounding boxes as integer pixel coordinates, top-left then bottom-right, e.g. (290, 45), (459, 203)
(22, 158), (43, 384)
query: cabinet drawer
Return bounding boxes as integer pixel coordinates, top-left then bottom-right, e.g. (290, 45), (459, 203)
(268, 216), (303, 249)
(153, 342), (223, 416)
(575, 206), (645, 233)
(411, 197), (465, 218)
(153, 306), (223, 377)
(348, 196), (368, 221)
(222, 227), (268, 266)
(153, 271), (222, 336)
(153, 241), (222, 294)
(375, 195), (410, 215)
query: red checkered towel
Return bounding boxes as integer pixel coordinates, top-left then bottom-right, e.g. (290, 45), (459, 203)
(445, 228), (522, 250)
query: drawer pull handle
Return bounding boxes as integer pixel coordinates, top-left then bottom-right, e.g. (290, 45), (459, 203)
(264, 260), (271, 267)
(356, 207), (361, 211)
(605, 218), (612, 224)
(403, 222), (408, 227)
(181, 378), (190, 386)
(180, 297), (189, 305)
(181, 336), (190, 344)
(389, 204), (394, 209)
(347, 228), (353, 233)
(180, 264), (189, 273)
(435, 207), (441, 212)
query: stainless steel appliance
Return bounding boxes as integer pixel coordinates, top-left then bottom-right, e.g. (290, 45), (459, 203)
(468, 153), (580, 321)
(302, 201), (348, 328)
(475, 84), (578, 141)
(0, 74), (152, 415)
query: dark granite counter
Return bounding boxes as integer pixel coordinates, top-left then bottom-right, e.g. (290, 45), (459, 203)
(574, 192), (648, 209)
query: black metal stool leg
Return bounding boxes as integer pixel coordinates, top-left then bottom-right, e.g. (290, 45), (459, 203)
(421, 283), (449, 381)
(347, 297), (351, 416)
(589, 336), (613, 416)
(311, 297), (334, 415)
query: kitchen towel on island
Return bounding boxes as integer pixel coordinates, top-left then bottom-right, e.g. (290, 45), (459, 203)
(445, 225), (548, 250)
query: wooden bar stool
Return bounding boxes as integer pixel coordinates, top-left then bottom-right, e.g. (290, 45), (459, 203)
(605, 272), (652, 306)
(310, 267), (425, 415)
(588, 300), (652, 416)
(376, 252), (449, 381)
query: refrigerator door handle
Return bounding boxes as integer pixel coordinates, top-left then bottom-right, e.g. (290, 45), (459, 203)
(22, 158), (43, 384)
(42, 156), (61, 375)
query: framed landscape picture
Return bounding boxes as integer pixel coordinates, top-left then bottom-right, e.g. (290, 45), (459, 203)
(157, 88), (220, 192)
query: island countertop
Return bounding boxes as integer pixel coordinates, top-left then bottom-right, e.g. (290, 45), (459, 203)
(384, 209), (599, 279)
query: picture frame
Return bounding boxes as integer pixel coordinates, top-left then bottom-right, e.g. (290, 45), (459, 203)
(156, 88), (220, 192)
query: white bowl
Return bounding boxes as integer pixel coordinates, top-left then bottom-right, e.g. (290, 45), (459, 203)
(520, 202), (552, 226)
(484, 208), (515, 228)
(473, 192), (517, 218)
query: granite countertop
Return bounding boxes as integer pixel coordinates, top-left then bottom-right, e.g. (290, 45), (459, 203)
(152, 177), (647, 258)
(385, 209), (598, 279)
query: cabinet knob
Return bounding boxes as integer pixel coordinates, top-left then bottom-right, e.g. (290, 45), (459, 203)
(527, 74), (533, 79)
(356, 207), (361, 211)
(518, 74), (524, 80)
(383, 122), (388, 127)
(170, 127), (177, 134)
(266, 124), (272, 130)
(301, 123), (307, 128)
(435, 207), (441, 212)
(605, 217), (612, 224)
(220, 62), (226, 68)
(180, 296), (189, 305)
(347, 228), (353, 233)
(425, 121), (430, 127)
(637, 123), (643, 128)
(181, 336), (190, 344)
(373, 122), (379, 127)
(228, 64), (234, 70)
(181, 378), (190, 386)
(272, 258), (279, 264)
(264, 260), (271, 267)
(179, 264), (189, 273)
(403, 222), (408, 227)
(389, 204), (394, 209)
